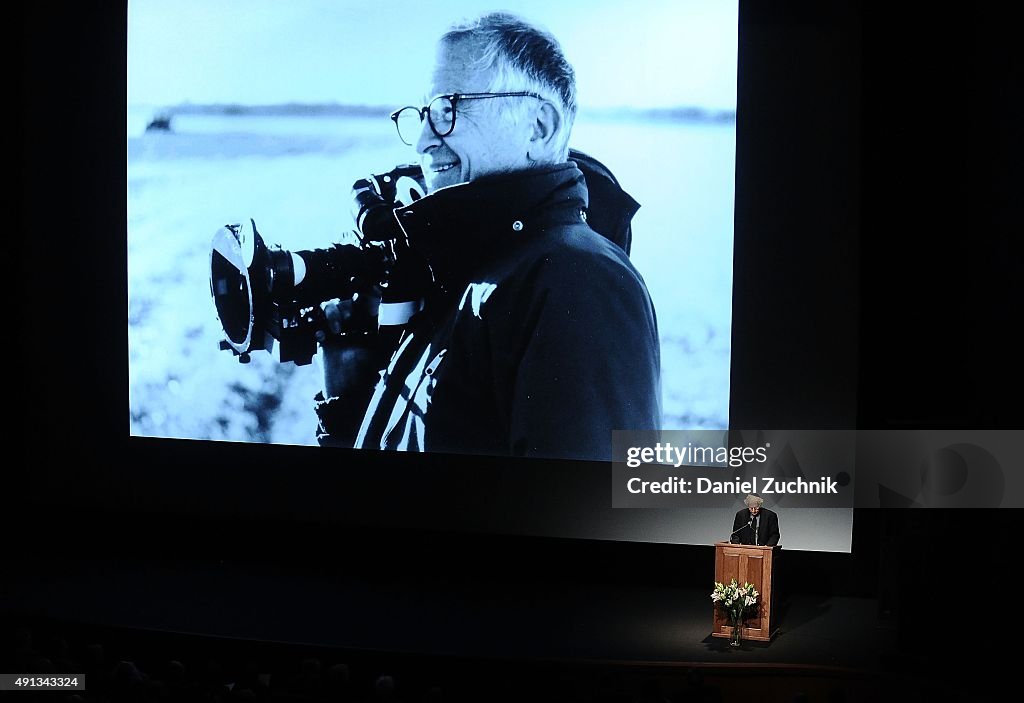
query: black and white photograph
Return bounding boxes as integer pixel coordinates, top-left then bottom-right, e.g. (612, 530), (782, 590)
(127, 0), (738, 459)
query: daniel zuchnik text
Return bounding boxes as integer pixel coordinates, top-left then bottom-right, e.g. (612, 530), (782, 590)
(626, 476), (839, 494)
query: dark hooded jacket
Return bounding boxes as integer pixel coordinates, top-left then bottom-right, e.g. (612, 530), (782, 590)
(318, 162), (661, 462)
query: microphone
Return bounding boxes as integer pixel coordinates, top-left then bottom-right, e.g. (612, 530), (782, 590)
(729, 519), (754, 541)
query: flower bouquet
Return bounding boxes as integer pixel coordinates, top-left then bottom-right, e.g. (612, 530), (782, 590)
(711, 578), (759, 646)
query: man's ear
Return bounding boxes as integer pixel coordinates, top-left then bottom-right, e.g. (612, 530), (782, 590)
(528, 101), (561, 159)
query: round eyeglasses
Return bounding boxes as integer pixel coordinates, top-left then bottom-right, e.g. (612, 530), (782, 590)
(390, 92), (545, 146)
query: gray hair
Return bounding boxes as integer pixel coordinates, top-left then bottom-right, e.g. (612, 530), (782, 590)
(744, 494), (764, 508)
(441, 12), (577, 161)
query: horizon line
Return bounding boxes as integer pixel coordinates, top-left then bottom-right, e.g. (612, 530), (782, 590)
(131, 102), (737, 124)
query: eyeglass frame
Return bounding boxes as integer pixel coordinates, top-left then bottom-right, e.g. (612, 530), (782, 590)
(390, 92), (546, 146)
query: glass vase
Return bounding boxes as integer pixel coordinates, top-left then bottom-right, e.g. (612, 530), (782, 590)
(729, 612), (743, 647)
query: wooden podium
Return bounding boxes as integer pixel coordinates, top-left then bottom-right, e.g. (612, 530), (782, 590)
(712, 542), (779, 642)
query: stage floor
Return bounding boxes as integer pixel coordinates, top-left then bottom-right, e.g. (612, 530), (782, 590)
(4, 559), (899, 674)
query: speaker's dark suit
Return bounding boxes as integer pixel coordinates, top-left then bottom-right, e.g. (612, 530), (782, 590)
(731, 508), (780, 545)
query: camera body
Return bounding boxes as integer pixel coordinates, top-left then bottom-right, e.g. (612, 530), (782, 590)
(210, 164), (426, 366)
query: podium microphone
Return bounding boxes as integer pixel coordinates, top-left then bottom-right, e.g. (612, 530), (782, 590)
(729, 520), (753, 541)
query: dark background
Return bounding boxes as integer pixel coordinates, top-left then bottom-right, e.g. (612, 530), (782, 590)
(13, 0), (1022, 686)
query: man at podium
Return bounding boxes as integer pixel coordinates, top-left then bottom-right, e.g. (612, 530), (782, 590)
(730, 494), (781, 545)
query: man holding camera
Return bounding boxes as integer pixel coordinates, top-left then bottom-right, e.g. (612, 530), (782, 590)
(315, 12), (661, 462)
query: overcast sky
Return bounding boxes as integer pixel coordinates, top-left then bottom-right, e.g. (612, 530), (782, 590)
(128, 0), (737, 111)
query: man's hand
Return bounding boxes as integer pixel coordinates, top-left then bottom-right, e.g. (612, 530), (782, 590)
(317, 291), (382, 399)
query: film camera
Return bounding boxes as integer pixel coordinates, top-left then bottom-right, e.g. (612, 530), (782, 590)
(210, 149), (637, 366)
(210, 165), (428, 366)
